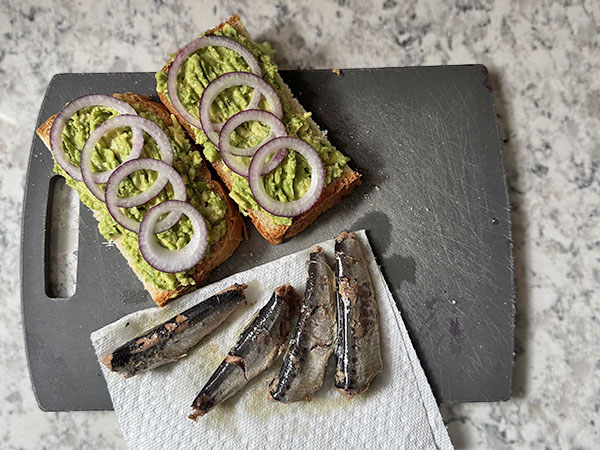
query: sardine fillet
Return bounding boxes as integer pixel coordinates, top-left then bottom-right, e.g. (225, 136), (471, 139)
(334, 232), (382, 396)
(190, 284), (299, 419)
(102, 284), (247, 377)
(269, 247), (336, 402)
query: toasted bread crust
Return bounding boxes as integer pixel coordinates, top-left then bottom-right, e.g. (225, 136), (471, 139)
(157, 15), (361, 244)
(36, 93), (244, 307)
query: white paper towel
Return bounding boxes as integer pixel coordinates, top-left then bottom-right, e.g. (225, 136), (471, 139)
(91, 230), (453, 450)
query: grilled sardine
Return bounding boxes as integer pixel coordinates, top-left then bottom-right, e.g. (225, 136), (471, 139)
(102, 284), (247, 377)
(334, 232), (382, 396)
(269, 247), (336, 402)
(190, 284), (299, 419)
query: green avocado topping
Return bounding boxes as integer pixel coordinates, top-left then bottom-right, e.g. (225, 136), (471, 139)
(156, 24), (349, 226)
(56, 102), (227, 291)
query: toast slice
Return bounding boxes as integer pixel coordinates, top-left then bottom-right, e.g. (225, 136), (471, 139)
(157, 15), (361, 244)
(37, 92), (244, 306)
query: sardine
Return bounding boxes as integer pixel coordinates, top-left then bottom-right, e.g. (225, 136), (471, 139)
(102, 284), (247, 377)
(334, 232), (382, 396)
(268, 247), (336, 402)
(189, 284), (299, 419)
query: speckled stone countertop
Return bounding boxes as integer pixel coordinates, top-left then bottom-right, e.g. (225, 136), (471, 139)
(1, 0), (598, 448)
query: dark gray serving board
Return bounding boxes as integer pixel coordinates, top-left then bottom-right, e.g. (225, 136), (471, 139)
(22, 67), (513, 411)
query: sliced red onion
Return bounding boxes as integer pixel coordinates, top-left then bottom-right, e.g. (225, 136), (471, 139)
(105, 159), (187, 234)
(80, 115), (174, 202)
(166, 35), (263, 131)
(248, 137), (325, 218)
(199, 72), (283, 147)
(139, 200), (208, 273)
(49, 94), (143, 181)
(219, 109), (288, 177)
(220, 109), (287, 157)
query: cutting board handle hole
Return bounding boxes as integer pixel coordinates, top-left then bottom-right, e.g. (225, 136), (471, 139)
(44, 175), (80, 299)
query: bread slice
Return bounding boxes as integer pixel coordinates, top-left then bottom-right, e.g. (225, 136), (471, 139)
(36, 92), (244, 306)
(157, 15), (361, 244)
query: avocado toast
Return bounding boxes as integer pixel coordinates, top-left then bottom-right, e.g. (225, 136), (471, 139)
(156, 15), (361, 244)
(36, 93), (244, 306)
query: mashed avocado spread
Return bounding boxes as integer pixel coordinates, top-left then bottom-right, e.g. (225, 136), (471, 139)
(56, 103), (227, 291)
(156, 24), (349, 226)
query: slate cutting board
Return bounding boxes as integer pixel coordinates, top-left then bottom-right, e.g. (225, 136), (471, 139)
(22, 67), (513, 411)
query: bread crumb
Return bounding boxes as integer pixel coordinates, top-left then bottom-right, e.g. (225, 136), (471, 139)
(332, 69), (341, 76)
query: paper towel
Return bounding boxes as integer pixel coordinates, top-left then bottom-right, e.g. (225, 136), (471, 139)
(91, 230), (453, 449)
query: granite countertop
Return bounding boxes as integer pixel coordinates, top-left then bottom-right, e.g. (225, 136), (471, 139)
(1, 0), (598, 448)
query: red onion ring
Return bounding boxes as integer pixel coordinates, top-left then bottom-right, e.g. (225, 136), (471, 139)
(220, 109), (287, 157)
(218, 109), (288, 177)
(138, 200), (208, 274)
(199, 72), (283, 147)
(79, 115), (174, 202)
(166, 35), (263, 132)
(49, 94), (143, 181)
(248, 137), (325, 218)
(105, 159), (187, 234)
